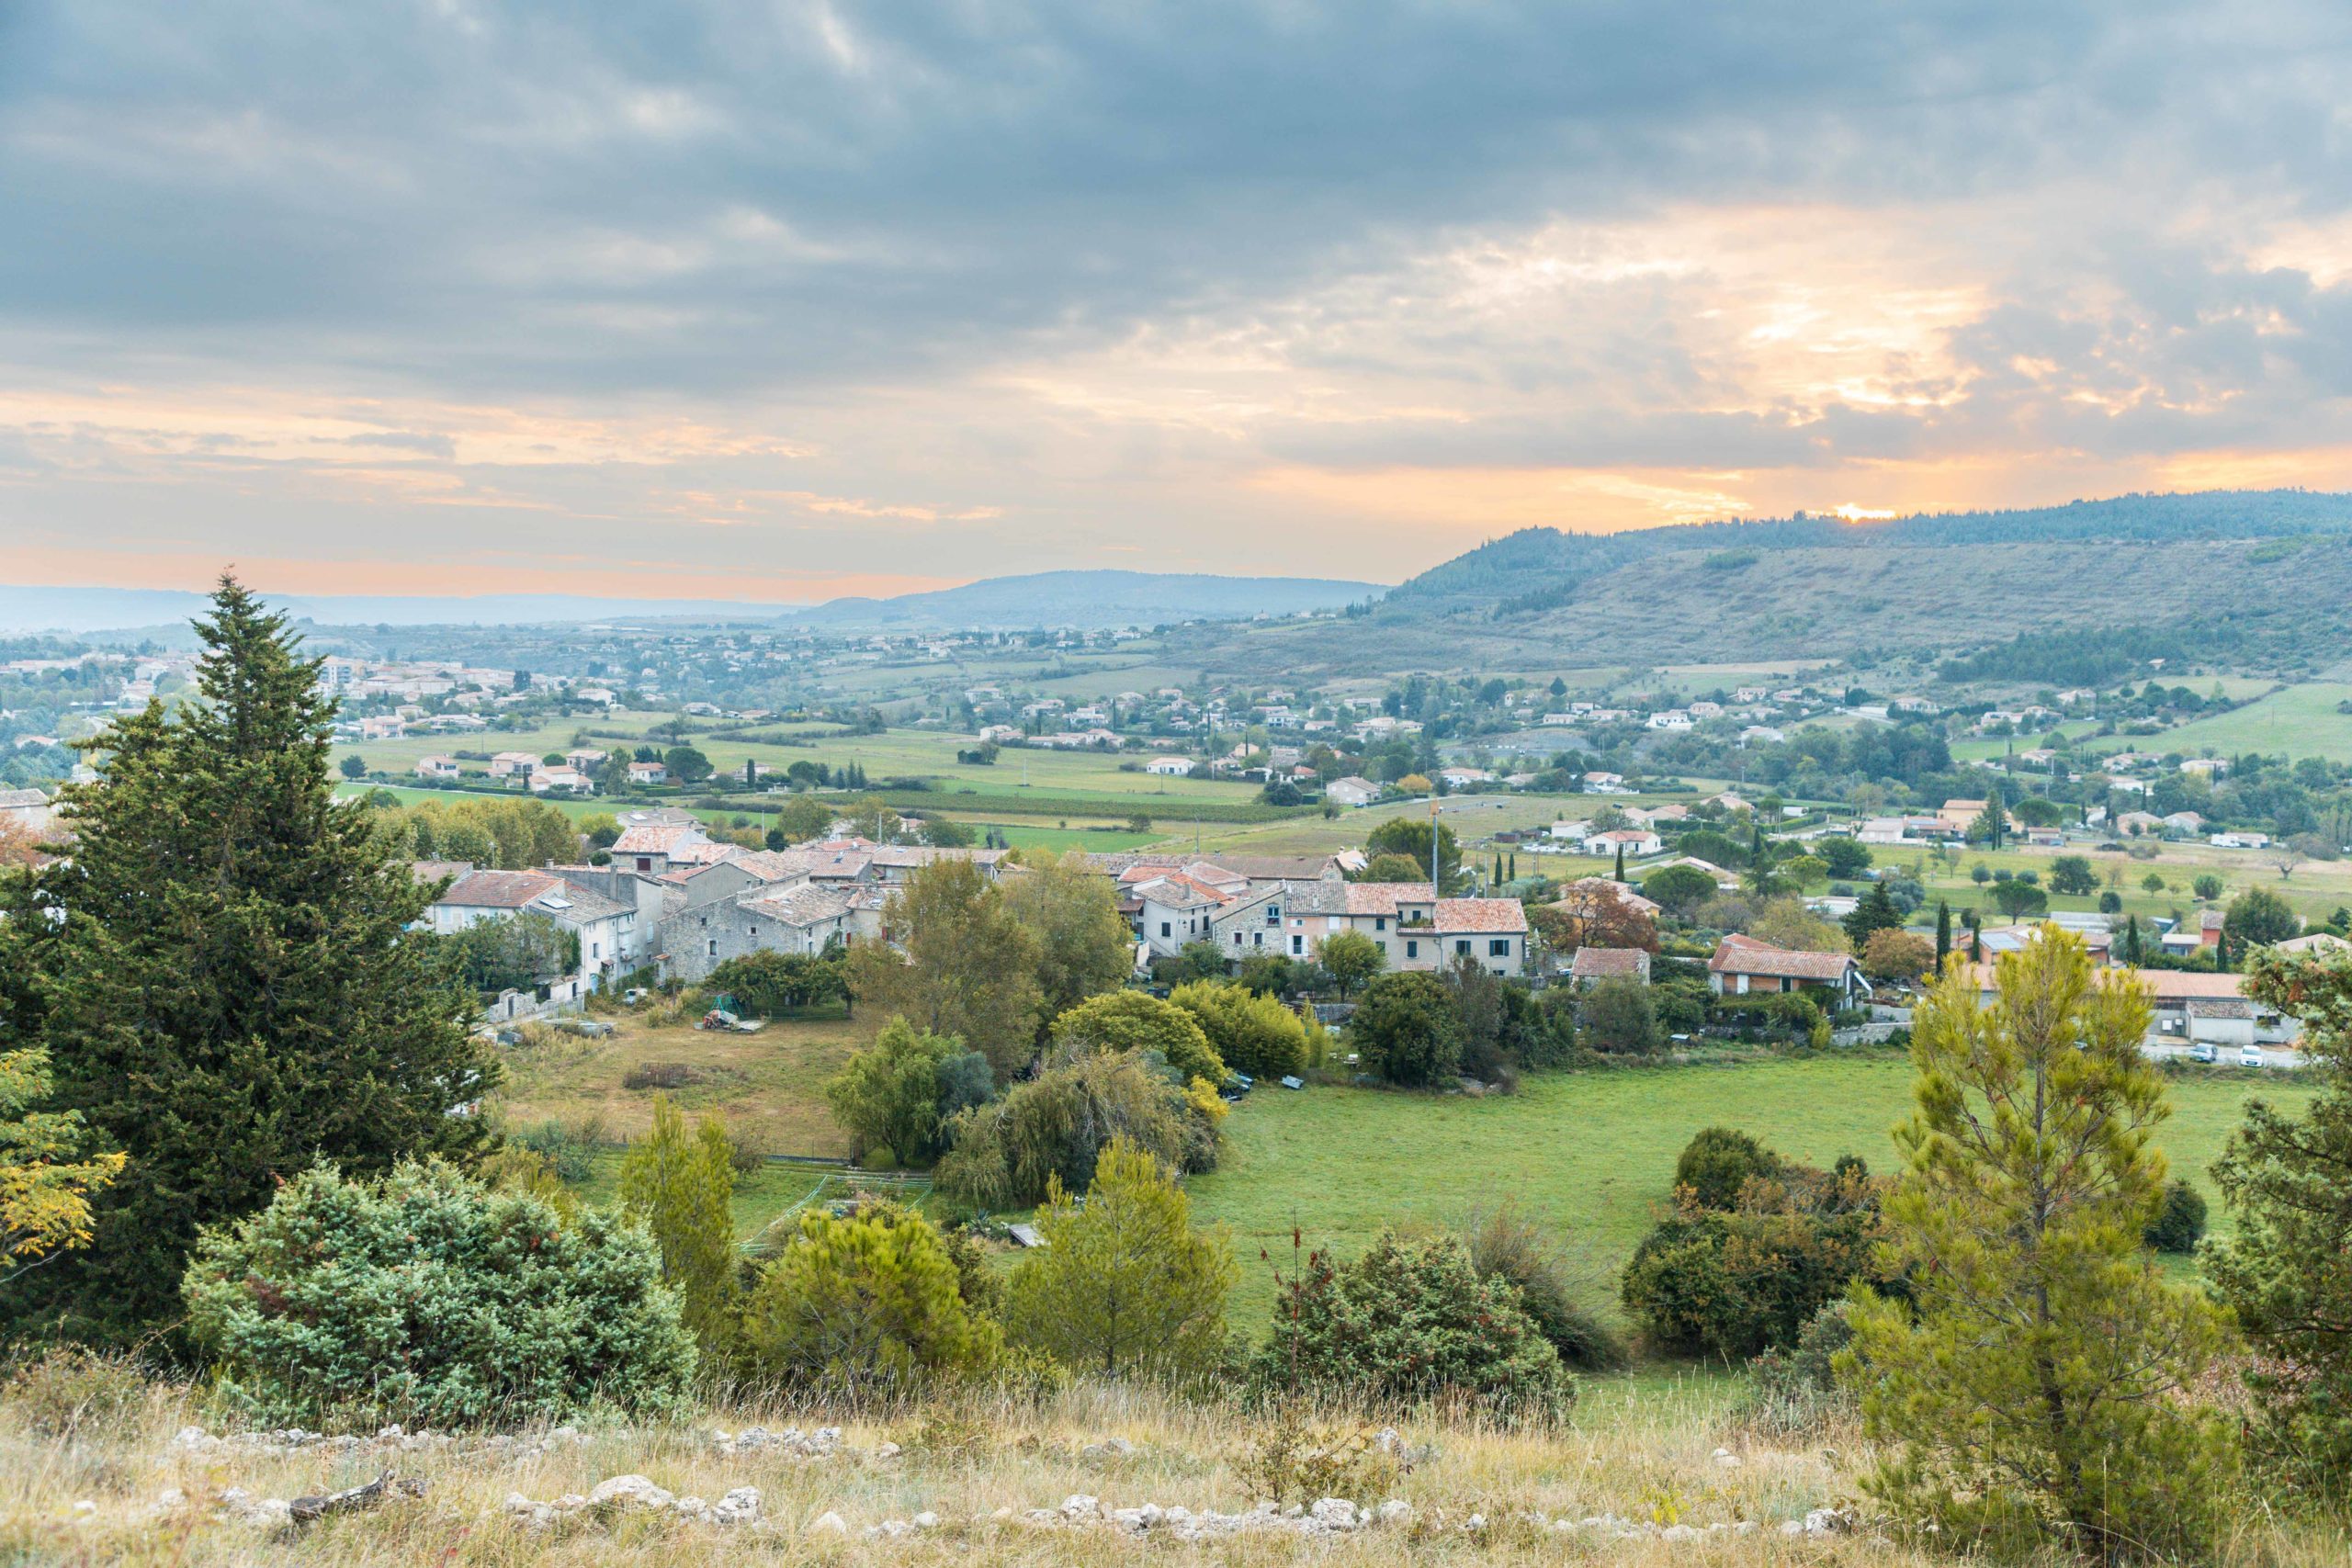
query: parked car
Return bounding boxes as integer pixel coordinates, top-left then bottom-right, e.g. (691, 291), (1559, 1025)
(2239, 1045), (2264, 1068)
(2188, 1043), (2217, 1064)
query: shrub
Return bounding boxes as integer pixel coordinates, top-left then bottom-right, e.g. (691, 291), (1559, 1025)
(1747, 1300), (1859, 1431)
(1050, 990), (1225, 1085)
(1706, 990), (1827, 1045)
(2143, 1178), (2208, 1254)
(707, 950), (844, 1014)
(1346, 971), (1464, 1086)
(1674, 1126), (1781, 1210)
(1, 1343), (154, 1441)
(1170, 980), (1307, 1078)
(1256, 1231), (1572, 1419)
(935, 1045), (1207, 1210)
(181, 1160), (695, 1427)
(739, 1199), (1000, 1397)
(825, 1018), (994, 1168)
(1577, 976), (1660, 1055)
(1461, 1201), (1627, 1371)
(514, 1113), (605, 1183)
(1622, 1165), (1891, 1359)
(619, 1096), (741, 1352)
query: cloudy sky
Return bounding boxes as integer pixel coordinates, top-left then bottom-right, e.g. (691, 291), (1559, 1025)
(2, 1), (2349, 603)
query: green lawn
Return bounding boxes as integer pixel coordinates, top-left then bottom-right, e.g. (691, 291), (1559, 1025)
(1187, 1053), (2309, 1334)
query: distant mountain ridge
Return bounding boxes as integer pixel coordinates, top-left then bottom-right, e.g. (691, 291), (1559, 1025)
(0, 570), (1383, 637)
(784, 570), (1380, 629)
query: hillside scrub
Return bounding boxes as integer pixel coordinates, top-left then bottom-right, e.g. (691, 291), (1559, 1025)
(180, 1160), (696, 1427)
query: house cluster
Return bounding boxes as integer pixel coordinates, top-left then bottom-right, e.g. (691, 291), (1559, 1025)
(1855, 797), (2010, 846)
(1087, 851), (1529, 977)
(413, 745), (607, 795)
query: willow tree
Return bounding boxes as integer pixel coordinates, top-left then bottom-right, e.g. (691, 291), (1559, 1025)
(0, 576), (496, 1348)
(1847, 930), (2233, 1561)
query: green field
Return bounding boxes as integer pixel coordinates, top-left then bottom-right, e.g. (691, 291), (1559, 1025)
(1186, 1054), (2309, 1331)
(2080, 681), (2352, 762)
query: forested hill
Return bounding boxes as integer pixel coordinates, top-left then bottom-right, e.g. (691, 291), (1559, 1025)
(1182, 490), (2352, 679)
(1395, 490), (2352, 602)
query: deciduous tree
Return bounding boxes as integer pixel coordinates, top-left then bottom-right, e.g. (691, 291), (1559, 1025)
(843, 859), (1044, 1075)
(619, 1096), (741, 1350)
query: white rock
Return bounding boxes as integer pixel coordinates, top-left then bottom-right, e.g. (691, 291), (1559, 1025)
(1310, 1499), (1359, 1529)
(586, 1474), (673, 1511)
(1061, 1493), (1099, 1520)
(808, 1510), (848, 1537)
(1662, 1523), (1702, 1541)
(910, 1510), (939, 1530)
(1374, 1499), (1413, 1527)
(712, 1487), (762, 1526)
(1713, 1446), (1743, 1468)
(1464, 1512), (1487, 1531)
(874, 1441), (901, 1460)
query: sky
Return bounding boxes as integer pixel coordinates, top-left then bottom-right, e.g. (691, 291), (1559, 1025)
(3, 1), (2351, 604)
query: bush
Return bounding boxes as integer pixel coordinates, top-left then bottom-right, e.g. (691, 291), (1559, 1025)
(2, 1343), (154, 1441)
(1674, 1126), (1781, 1209)
(1622, 1165), (1892, 1359)
(1577, 976), (1660, 1055)
(740, 1199), (1000, 1397)
(935, 1045), (1209, 1210)
(1461, 1201), (1627, 1371)
(1051, 989), (1225, 1085)
(1348, 972), (1464, 1086)
(2143, 1178), (2208, 1254)
(825, 1018), (994, 1168)
(1706, 990), (1826, 1045)
(1256, 1231), (1572, 1419)
(181, 1160), (696, 1427)
(1747, 1300), (1859, 1431)
(1170, 980), (1307, 1078)
(707, 950), (844, 1014)
(514, 1113), (605, 1183)
(622, 1061), (700, 1090)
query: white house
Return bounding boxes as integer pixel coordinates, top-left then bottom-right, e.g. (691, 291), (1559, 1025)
(428, 868), (636, 989)
(1645, 710), (1693, 731)
(1145, 756), (1193, 776)
(528, 765), (593, 795)
(2211, 830), (2272, 850)
(1587, 828), (1664, 859)
(627, 760), (669, 785)
(488, 750), (543, 778)
(1325, 776), (1380, 807)
(413, 755), (462, 780)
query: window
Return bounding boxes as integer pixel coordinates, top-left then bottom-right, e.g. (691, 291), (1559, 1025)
(1233, 931), (1242, 945)
(1489, 938), (1510, 957)
(590, 942), (600, 960)
(1374, 915), (1386, 931)
(1160, 921), (1171, 938)
(1454, 939), (1471, 955)
(707, 939), (718, 958)
(1291, 935), (1304, 955)
(636, 857), (652, 872)
(1265, 905), (1279, 922)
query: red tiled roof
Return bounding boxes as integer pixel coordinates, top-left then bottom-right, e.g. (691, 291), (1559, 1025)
(1431, 897), (1528, 934)
(439, 869), (563, 909)
(613, 824), (707, 854)
(1709, 936), (1856, 981)
(1569, 946), (1648, 978)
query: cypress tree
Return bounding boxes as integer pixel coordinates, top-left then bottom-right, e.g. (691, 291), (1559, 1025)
(1933, 899), (1951, 966)
(2, 577), (497, 1348)
(1613, 843), (1626, 882)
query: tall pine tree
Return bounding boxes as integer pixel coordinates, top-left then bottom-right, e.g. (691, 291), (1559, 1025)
(1, 577), (497, 1348)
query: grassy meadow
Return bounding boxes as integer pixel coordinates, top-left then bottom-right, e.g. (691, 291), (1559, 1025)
(1187, 1053), (2309, 1333)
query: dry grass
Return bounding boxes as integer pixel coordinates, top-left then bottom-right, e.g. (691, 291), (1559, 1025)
(494, 1011), (873, 1157)
(5, 1372), (2345, 1567)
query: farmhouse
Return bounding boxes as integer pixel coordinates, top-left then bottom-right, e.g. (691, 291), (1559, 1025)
(627, 760), (669, 785)
(1567, 946), (1652, 987)
(1325, 775), (1380, 807)
(1587, 828), (1664, 858)
(487, 750), (542, 778)
(1144, 756), (1193, 775)
(1706, 933), (1869, 1005)
(413, 755), (462, 779)
(427, 868), (636, 988)
(613, 822), (711, 874)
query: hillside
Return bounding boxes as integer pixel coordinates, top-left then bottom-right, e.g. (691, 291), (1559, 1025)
(786, 570), (1381, 629)
(1180, 490), (2352, 678)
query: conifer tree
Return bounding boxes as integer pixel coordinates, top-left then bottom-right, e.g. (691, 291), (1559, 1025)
(620, 1095), (741, 1351)
(1933, 899), (1951, 966)
(0, 576), (496, 1348)
(2207, 946), (2352, 1490)
(1848, 931), (2233, 1559)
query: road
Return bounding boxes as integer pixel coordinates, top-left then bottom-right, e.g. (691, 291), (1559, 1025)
(2140, 1042), (2306, 1070)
